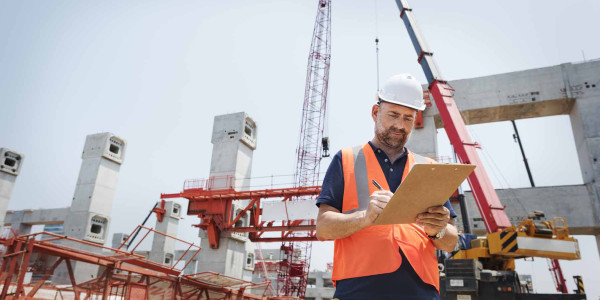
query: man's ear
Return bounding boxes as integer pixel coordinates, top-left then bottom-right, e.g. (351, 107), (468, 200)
(372, 104), (379, 122)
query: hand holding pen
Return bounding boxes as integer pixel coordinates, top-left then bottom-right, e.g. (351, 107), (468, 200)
(363, 179), (393, 225)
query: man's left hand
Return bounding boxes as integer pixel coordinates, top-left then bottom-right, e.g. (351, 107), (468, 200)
(416, 206), (451, 236)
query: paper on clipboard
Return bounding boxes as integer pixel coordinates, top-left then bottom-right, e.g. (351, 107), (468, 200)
(373, 163), (476, 225)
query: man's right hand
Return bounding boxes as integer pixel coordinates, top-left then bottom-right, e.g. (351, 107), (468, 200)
(362, 190), (393, 226)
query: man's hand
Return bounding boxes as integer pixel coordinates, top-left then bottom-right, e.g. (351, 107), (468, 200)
(362, 190), (394, 226)
(416, 205), (451, 236)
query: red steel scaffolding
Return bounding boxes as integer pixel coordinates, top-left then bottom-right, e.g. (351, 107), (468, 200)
(0, 226), (271, 300)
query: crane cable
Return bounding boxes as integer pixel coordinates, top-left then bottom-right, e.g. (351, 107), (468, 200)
(374, 0), (381, 91)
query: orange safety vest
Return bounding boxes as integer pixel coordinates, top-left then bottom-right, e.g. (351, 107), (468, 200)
(332, 143), (440, 292)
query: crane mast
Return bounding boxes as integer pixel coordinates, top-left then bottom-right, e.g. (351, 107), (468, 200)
(294, 0), (332, 189)
(277, 0), (332, 297)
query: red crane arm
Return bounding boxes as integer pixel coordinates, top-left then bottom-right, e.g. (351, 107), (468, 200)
(394, 0), (511, 232)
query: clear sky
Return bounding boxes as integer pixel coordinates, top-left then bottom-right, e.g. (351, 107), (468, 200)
(1, 0), (599, 298)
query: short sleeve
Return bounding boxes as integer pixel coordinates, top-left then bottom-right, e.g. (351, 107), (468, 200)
(316, 150), (345, 212)
(444, 200), (458, 219)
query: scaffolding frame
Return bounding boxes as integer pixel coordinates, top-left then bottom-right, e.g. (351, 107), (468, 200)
(162, 179), (321, 249)
(0, 230), (271, 299)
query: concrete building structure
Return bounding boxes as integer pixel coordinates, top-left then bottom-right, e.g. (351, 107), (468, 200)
(406, 60), (600, 253)
(0, 148), (24, 233)
(196, 112), (258, 282)
(251, 248), (284, 294)
(3, 132), (127, 284)
(305, 270), (335, 300)
(149, 201), (182, 266)
(111, 232), (129, 249)
(4, 208), (69, 236)
(62, 133), (126, 245)
(2, 60), (598, 294)
(55, 133), (127, 282)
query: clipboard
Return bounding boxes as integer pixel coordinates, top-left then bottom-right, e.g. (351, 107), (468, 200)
(373, 163), (476, 225)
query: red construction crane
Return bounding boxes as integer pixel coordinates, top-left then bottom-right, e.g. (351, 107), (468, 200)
(278, 0), (332, 297)
(394, 0), (510, 234)
(394, 0), (574, 295)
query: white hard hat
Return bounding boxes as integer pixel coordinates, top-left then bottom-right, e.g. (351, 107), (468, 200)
(377, 73), (425, 111)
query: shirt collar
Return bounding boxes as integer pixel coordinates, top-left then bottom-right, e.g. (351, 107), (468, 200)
(367, 141), (408, 162)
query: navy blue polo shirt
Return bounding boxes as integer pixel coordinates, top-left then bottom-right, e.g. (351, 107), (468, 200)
(317, 142), (457, 300)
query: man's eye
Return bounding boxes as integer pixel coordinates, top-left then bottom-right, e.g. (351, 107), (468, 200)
(388, 114), (399, 119)
(405, 117), (413, 122)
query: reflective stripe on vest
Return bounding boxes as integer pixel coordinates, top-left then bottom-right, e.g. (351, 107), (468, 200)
(334, 144), (440, 292)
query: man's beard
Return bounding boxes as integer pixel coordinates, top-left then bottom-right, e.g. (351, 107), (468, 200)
(377, 126), (409, 150)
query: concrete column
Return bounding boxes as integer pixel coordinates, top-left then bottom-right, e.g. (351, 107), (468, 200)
(0, 148), (24, 233)
(315, 272), (324, 300)
(566, 62), (600, 246)
(208, 112), (257, 191)
(149, 201), (181, 266)
(111, 233), (129, 249)
(407, 113), (438, 159)
(54, 133), (127, 284)
(596, 235), (600, 262)
(196, 112), (257, 281)
(3, 211), (32, 235)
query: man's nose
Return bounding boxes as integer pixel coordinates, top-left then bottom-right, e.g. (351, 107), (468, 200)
(394, 119), (408, 130)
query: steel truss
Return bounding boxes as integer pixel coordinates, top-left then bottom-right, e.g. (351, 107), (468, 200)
(0, 229), (271, 299)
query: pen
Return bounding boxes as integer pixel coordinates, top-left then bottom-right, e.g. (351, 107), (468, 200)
(372, 179), (384, 191)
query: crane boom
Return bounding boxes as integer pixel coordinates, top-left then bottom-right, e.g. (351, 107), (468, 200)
(393, 0), (511, 233)
(393, 2), (580, 296)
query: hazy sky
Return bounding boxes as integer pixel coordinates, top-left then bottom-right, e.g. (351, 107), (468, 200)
(1, 0), (599, 298)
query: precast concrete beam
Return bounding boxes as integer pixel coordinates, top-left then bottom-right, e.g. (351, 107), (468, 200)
(406, 60), (600, 258)
(454, 185), (598, 236)
(4, 207), (69, 226)
(419, 61), (600, 127)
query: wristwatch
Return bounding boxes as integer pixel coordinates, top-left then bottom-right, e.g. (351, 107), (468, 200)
(427, 228), (446, 240)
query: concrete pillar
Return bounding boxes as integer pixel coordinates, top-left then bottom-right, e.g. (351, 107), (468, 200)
(208, 112), (257, 191)
(196, 112), (257, 281)
(149, 201), (181, 266)
(315, 272), (324, 300)
(407, 106), (438, 159)
(596, 235), (600, 262)
(3, 211), (32, 235)
(566, 62), (600, 245)
(181, 255), (198, 275)
(54, 133), (127, 284)
(0, 148), (24, 233)
(111, 233), (129, 249)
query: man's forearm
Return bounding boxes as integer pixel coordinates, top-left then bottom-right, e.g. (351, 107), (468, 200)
(432, 223), (459, 252)
(316, 210), (367, 241)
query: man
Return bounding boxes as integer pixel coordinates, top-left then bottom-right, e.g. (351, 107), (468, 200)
(316, 74), (459, 299)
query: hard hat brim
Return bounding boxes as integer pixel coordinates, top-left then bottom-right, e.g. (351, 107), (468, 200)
(378, 97), (426, 111)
